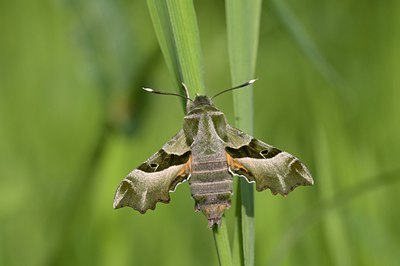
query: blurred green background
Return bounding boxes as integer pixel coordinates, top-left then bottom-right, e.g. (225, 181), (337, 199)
(1, 0), (399, 265)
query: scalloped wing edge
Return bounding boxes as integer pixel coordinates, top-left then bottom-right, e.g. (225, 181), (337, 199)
(113, 163), (191, 213)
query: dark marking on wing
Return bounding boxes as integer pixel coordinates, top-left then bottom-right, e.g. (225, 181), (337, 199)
(226, 139), (282, 159)
(138, 150), (191, 172)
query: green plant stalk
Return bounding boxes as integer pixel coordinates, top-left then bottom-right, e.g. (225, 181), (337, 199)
(213, 217), (234, 266)
(146, 0), (205, 96)
(146, 1), (232, 265)
(226, 0), (262, 265)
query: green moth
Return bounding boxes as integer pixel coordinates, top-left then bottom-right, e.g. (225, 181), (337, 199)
(113, 80), (314, 227)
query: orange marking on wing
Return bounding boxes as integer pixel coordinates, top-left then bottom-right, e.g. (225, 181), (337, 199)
(177, 155), (192, 177)
(226, 153), (248, 172)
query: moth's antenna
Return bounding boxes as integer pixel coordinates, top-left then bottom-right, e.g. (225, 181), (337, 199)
(142, 87), (193, 102)
(211, 79), (257, 99)
(181, 83), (190, 99)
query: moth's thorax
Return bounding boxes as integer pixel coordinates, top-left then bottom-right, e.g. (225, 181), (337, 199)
(183, 97), (229, 146)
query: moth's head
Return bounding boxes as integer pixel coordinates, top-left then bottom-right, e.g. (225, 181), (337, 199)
(185, 78), (257, 113)
(186, 95), (215, 113)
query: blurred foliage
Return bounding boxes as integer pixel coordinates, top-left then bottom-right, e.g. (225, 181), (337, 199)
(1, 0), (399, 265)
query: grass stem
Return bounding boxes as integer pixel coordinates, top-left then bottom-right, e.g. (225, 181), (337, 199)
(226, 0), (262, 265)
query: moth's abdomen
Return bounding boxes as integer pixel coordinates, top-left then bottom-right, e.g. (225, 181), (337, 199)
(189, 159), (233, 227)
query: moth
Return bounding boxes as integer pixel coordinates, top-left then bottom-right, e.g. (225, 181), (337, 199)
(113, 80), (314, 227)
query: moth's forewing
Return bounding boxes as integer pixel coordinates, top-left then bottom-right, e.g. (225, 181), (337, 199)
(225, 125), (314, 195)
(113, 130), (191, 212)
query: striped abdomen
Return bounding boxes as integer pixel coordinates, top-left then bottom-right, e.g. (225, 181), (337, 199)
(189, 156), (233, 227)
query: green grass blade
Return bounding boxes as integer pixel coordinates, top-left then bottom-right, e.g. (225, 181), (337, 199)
(146, 0), (205, 96)
(146, 1), (231, 264)
(146, 0), (181, 89)
(167, 0), (205, 95)
(232, 188), (243, 264)
(213, 217), (234, 266)
(226, 0), (262, 265)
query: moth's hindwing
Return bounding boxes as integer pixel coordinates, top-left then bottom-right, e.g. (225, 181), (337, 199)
(113, 130), (191, 213)
(225, 125), (314, 195)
